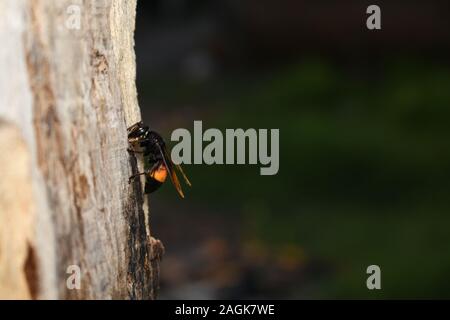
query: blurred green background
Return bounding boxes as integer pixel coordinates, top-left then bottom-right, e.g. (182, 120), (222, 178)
(135, 0), (450, 299)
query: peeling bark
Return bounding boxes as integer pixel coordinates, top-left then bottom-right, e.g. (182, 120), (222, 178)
(0, 0), (162, 299)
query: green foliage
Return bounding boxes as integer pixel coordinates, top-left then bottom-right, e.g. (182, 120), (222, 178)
(151, 59), (450, 298)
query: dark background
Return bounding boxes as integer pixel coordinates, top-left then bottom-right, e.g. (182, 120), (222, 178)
(134, 0), (450, 299)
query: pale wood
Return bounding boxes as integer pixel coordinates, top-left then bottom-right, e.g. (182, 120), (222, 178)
(0, 0), (163, 299)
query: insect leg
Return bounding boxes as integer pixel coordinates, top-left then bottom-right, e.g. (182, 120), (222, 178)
(128, 162), (159, 184)
(127, 147), (144, 154)
(128, 172), (147, 184)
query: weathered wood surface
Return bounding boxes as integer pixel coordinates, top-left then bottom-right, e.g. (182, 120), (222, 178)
(0, 0), (163, 299)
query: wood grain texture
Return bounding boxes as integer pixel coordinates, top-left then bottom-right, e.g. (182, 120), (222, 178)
(0, 0), (163, 299)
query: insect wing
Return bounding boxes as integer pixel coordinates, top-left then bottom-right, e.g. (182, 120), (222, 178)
(161, 147), (191, 187)
(174, 163), (191, 187)
(156, 144), (185, 198)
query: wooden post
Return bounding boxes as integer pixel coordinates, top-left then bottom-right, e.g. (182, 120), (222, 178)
(0, 0), (163, 299)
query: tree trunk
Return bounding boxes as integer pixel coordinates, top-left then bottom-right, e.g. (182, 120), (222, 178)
(0, 0), (163, 299)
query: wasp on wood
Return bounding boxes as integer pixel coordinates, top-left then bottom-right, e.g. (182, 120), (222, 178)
(127, 121), (191, 198)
